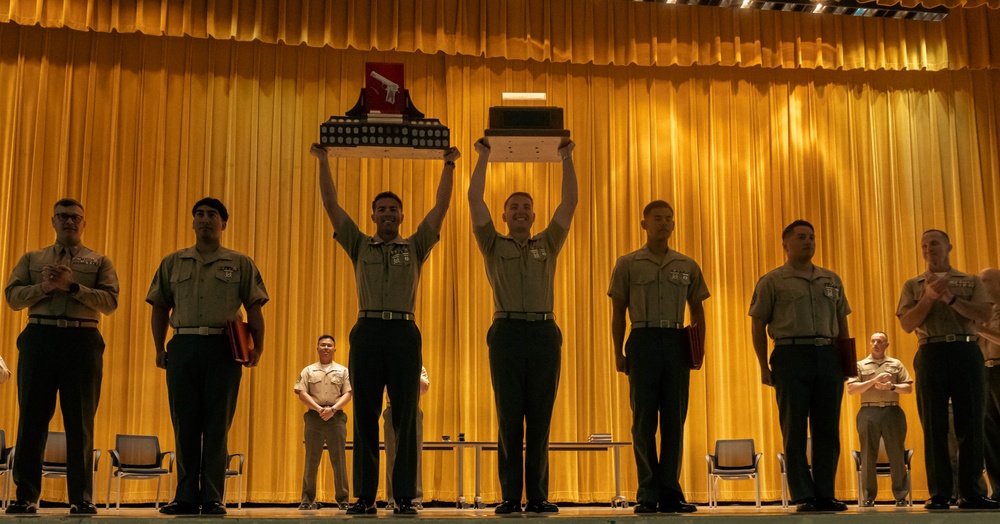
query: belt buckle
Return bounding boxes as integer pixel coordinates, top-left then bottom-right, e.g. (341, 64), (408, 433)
(816, 338), (830, 346)
(658, 320), (670, 328)
(945, 334), (957, 343)
(198, 326), (211, 336)
(526, 313), (540, 321)
(382, 311), (392, 320)
(57, 319), (68, 328)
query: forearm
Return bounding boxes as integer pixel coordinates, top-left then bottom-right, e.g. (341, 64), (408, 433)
(425, 163), (455, 230)
(317, 156), (350, 229)
(297, 391), (324, 412)
(246, 303), (265, 355)
(690, 301), (706, 348)
(611, 312), (627, 357)
(751, 320), (769, 370)
(73, 286), (119, 315)
(552, 157), (578, 228)
(892, 383), (913, 395)
(899, 296), (934, 333)
(332, 391), (353, 410)
(976, 324), (1000, 346)
(151, 306), (170, 352)
(952, 298), (993, 324)
(468, 155), (490, 226)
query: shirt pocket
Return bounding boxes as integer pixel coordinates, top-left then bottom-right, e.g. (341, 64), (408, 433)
(776, 289), (805, 305)
(71, 262), (100, 289)
(214, 265), (240, 285)
(169, 265), (194, 303)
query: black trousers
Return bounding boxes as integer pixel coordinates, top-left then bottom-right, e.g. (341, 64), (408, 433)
(770, 344), (844, 503)
(165, 335), (242, 505)
(985, 366), (1000, 494)
(348, 318), (421, 502)
(625, 328), (690, 505)
(13, 324), (104, 504)
(487, 319), (561, 502)
(383, 406), (423, 503)
(914, 341), (986, 500)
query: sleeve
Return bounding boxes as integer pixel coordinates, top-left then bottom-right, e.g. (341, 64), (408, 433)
(896, 279), (916, 318)
(412, 218), (441, 262)
(896, 363), (914, 384)
(606, 256), (629, 301)
(4, 253), (46, 310)
(472, 220), (498, 255)
(145, 256), (174, 309)
(748, 275), (774, 320)
(293, 367), (310, 393)
(333, 216), (363, 261)
(972, 277), (995, 306)
(688, 262), (711, 303)
(74, 255), (120, 315)
(543, 219), (569, 255)
(241, 256), (269, 308)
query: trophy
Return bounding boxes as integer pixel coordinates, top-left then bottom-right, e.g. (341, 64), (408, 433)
(484, 93), (570, 162)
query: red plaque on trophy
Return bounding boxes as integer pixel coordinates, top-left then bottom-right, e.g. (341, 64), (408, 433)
(365, 63), (406, 115)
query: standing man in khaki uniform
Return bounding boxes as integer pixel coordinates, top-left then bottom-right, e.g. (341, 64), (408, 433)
(897, 230), (997, 510)
(976, 268), (1000, 495)
(383, 366), (429, 510)
(468, 137), (577, 515)
(846, 332), (913, 506)
(608, 200), (708, 514)
(4, 198), (119, 515)
(311, 144), (459, 515)
(749, 219), (851, 512)
(147, 198), (268, 516)
(295, 334), (352, 511)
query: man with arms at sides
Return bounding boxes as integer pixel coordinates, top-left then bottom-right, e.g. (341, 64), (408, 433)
(468, 137), (577, 514)
(310, 143), (459, 515)
(897, 230), (997, 510)
(294, 334), (352, 511)
(846, 332), (913, 507)
(5, 198), (119, 515)
(147, 198), (268, 515)
(608, 200), (708, 514)
(749, 219), (851, 512)
(975, 268), (1000, 497)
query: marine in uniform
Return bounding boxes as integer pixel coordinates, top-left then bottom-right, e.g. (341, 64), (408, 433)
(468, 137), (578, 515)
(311, 143), (459, 515)
(975, 268), (1000, 495)
(607, 200), (708, 514)
(748, 219), (851, 512)
(294, 334), (352, 510)
(147, 198), (268, 516)
(383, 366), (429, 509)
(897, 230), (997, 510)
(846, 332), (913, 506)
(4, 198), (119, 515)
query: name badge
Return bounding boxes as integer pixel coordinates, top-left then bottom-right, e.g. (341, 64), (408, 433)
(669, 270), (691, 285)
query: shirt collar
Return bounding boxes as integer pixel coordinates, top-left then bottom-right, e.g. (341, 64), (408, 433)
(178, 245), (234, 264)
(369, 234), (408, 246)
(633, 245), (684, 265)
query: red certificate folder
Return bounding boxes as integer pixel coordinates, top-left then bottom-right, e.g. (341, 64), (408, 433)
(836, 338), (858, 378)
(226, 320), (253, 366)
(685, 323), (704, 370)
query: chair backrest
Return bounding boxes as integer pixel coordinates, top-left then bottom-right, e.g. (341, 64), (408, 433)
(715, 439), (756, 469)
(116, 434), (162, 467)
(43, 432), (67, 466)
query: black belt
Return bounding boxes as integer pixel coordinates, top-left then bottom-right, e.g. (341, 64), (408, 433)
(774, 337), (833, 347)
(631, 320), (683, 329)
(174, 327), (225, 335)
(920, 334), (976, 344)
(359, 311), (414, 321)
(861, 401), (899, 407)
(28, 317), (98, 328)
(494, 312), (555, 322)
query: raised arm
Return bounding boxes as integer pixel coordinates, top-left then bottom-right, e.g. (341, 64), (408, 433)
(424, 147), (460, 231)
(552, 140), (578, 229)
(468, 138), (492, 227)
(311, 144), (351, 231)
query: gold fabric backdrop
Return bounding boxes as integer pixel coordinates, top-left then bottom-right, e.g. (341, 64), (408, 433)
(1, 0), (999, 506)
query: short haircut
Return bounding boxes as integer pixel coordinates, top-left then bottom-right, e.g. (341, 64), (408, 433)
(372, 191), (403, 212)
(922, 229), (950, 244)
(643, 200), (673, 218)
(782, 219), (814, 240)
(317, 334), (335, 344)
(54, 198), (84, 212)
(503, 192), (534, 209)
(192, 197), (229, 222)
(871, 331), (888, 340)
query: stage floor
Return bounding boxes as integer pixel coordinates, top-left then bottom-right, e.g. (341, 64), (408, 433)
(6, 503), (1000, 523)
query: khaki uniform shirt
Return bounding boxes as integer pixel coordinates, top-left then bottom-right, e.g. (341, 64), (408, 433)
(748, 264), (851, 340)
(294, 361), (352, 407)
(473, 219), (568, 313)
(335, 217), (438, 313)
(849, 355), (913, 403)
(897, 269), (992, 341)
(145, 246), (268, 327)
(607, 246), (710, 323)
(5, 242), (119, 321)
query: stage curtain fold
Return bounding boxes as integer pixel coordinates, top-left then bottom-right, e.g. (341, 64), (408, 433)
(2, 19), (999, 505)
(2, 0), (1000, 71)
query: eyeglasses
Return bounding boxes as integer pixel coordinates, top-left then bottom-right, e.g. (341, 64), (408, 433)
(54, 213), (84, 223)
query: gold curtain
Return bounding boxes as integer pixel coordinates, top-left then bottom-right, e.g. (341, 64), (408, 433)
(3, 0), (1000, 71)
(2, 2), (1000, 506)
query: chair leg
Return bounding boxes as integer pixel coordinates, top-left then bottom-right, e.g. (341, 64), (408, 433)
(781, 473), (788, 509)
(105, 470), (112, 510)
(755, 475), (761, 509)
(857, 470), (863, 506)
(116, 475), (122, 510)
(237, 474), (243, 510)
(155, 476), (161, 509)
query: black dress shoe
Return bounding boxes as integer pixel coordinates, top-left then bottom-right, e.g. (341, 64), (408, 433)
(525, 500), (559, 513)
(345, 499), (377, 515)
(201, 502), (227, 515)
(70, 501), (98, 515)
(394, 499), (418, 515)
(159, 501), (201, 515)
(959, 496), (1000, 509)
(634, 502), (658, 514)
(494, 500), (522, 514)
(659, 500), (697, 513)
(795, 498), (819, 512)
(924, 496), (950, 510)
(5, 500), (38, 514)
(816, 498), (848, 511)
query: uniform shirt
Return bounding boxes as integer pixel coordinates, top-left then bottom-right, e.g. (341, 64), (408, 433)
(473, 219), (568, 313)
(145, 246), (268, 327)
(748, 264), (851, 340)
(607, 246), (710, 323)
(897, 269), (992, 341)
(848, 355), (913, 404)
(335, 217), (438, 313)
(294, 361), (352, 407)
(5, 242), (119, 321)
